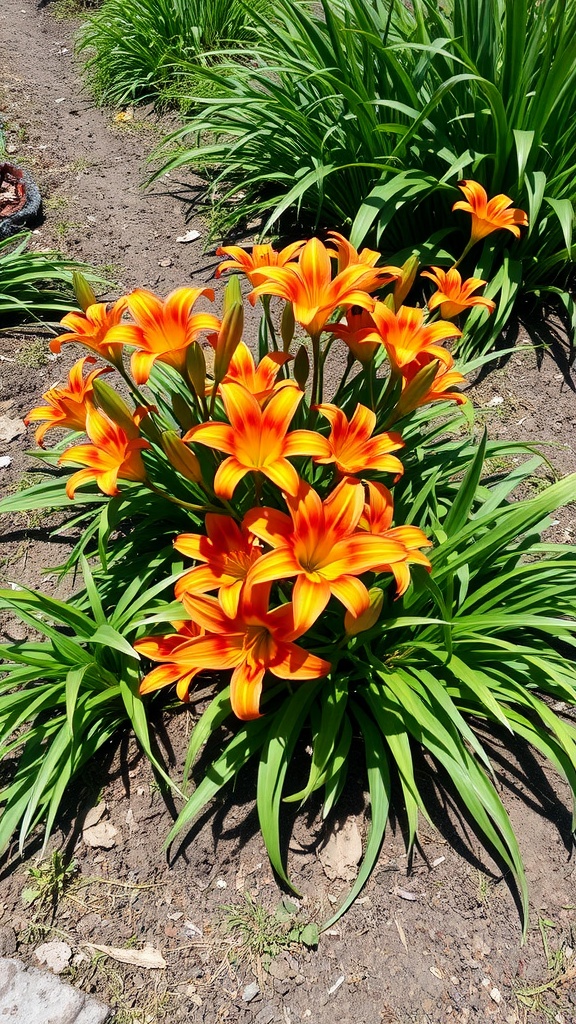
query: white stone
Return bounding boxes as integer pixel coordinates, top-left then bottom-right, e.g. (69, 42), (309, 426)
(0, 957), (110, 1023)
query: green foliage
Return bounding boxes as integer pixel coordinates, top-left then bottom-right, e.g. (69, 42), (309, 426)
(168, 453), (576, 932)
(77, 0), (274, 109)
(157, 0), (576, 350)
(0, 546), (186, 857)
(0, 233), (93, 326)
(21, 850), (77, 909)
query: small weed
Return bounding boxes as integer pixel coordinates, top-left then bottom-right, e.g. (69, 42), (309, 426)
(22, 850), (77, 913)
(53, 0), (98, 20)
(44, 194), (69, 213)
(514, 915), (576, 1020)
(54, 219), (83, 242)
(476, 869), (494, 909)
(16, 337), (48, 369)
(70, 157), (90, 174)
(224, 894), (318, 975)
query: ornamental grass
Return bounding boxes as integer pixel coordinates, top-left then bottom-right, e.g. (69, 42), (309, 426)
(1, 190), (576, 930)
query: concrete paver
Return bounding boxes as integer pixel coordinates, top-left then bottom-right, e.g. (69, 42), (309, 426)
(0, 957), (111, 1024)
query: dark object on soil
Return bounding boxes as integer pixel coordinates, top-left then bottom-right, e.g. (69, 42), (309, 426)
(0, 162), (41, 239)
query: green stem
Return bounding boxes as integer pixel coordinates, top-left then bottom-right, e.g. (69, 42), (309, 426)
(262, 296), (278, 352)
(146, 480), (216, 514)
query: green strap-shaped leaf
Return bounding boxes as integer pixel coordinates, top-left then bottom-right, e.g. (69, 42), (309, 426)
(166, 716), (272, 849)
(257, 681), (323, 889)
(322, 703), (391, 929)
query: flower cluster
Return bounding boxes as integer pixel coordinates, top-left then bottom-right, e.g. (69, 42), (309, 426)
(25, 180), (527, 719)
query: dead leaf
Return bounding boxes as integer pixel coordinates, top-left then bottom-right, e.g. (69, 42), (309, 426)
(394, 918), (408, 952)
(0, 415), (25, 443)
(318, 818), (362, 881)
(393, 887), (418, 901)
(86, 942), (166, 969)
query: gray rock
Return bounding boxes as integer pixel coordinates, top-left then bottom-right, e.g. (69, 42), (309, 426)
(0, 957), (111, 1023)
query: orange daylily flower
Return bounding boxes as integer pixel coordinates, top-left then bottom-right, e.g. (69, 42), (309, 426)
(326, 230), (381, 272)
(422, 267), (496, 319)
(453, 180), (528, 246)
(185, 381), (326, 498)
(24, 356), (109, 447)
(215, 240), (305, 284)
(249, 236), (401, 337)
(366, 302), (461, 372)
(221, 341), (292, 404)
(139, 589), (331, 720)
(329, 307), (380, 364)
(244, 477), (412, 634)
(136, 621), (204, 702)
(59, 407), (150, 498)
(104, 287), (220, 384)
(174, 513), (263, 618)
(51, 298), (128, 366)
(359, 481), (431, 595)
(313, 403), (405, 478)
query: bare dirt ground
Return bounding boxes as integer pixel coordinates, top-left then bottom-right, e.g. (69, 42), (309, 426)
(1, 3), (576, 1024)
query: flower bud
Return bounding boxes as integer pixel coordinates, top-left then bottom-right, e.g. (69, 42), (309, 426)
(162, 430), (202, 483)
(391, 359), (441, 422)
(171, 393), (196, 432)
(344, 587), (384, 637)
(393, 256), (419, 311)
(214, 278), (244, 384)
(293, 344), (310, 390)
(72, 271), (98, 313)
(92, 378), (135, 434)
(186, 342), (207, 398)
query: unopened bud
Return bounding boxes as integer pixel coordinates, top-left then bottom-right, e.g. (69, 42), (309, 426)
(92, 378), (135, 434)
(344, 587), (384, 637)
(162, 431), (202, 483)
(393, 256), (419, 311)
(214, 279), (244, 384)
(293, 344), (310, 390)
(392, 359), (440, 420)
(171, 393), (196, 432)
(186, 342), (207, 397)
(72, 271), (98, 313)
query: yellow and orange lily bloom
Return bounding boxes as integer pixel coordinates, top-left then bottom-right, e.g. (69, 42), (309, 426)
(24, 356), (109, 447)
(313, 403), (405, 478)
(249, 236), (401, 337)
(136, 621), (204, 702)
(215, 240), (305, 284)
(221, 340), (292, 405)
(104, 287), (221, 384)
(174, 513), (263, 618)
(329, 307), (380, 364)
(185, 381), (326, 499)
(453, 180), (528, 246)
(59, 408), (150, 498)
(326, 230), (381, 272)
(140, 588), (331, 720)
(51, 298), (128, 366)
(366, 302), (461, 372)
(422, 267), (496, 320)
(244, 477), (412, 634)
(360, 481), (431, 595)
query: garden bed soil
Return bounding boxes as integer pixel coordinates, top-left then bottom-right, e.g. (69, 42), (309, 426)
(1, 3), (576, 1024)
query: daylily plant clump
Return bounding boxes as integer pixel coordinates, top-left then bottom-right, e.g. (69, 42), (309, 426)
(6, 180), (576, 928)
(23, 181), (514, 720)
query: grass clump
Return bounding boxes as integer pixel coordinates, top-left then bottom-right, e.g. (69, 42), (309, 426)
(77, 0), (274, 111)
